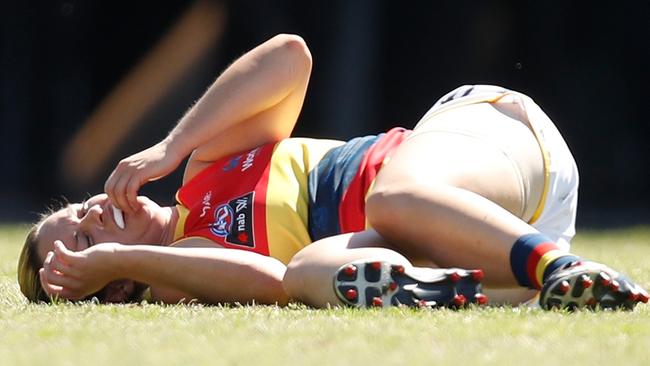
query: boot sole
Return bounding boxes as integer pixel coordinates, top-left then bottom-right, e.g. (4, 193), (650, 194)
(333, 260), (487, 308)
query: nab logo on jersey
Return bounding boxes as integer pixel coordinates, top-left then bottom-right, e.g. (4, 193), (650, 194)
(208, 192), (255, 248)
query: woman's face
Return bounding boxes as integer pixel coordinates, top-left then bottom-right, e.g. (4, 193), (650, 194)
(35, 193), (167, 265)
(34, 193), (169, 302)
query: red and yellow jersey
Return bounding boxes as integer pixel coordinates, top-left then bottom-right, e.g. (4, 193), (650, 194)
(173, 127), (410, 264)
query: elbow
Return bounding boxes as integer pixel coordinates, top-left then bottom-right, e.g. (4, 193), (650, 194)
(272, 33), (313, 75)
(254, 275), (288, 306)
(264, 276), (289, 306)
(248, 258), (289, 306)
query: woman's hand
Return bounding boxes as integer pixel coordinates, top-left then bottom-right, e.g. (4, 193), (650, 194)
(104, 139), (184, 214)
(39, 241), (123, 301)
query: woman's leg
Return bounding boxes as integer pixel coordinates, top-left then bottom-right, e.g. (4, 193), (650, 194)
(364, 100), (648, 309)
(284, 229), (490, 308)
(285, 99), (576, 308)
(284, 230), (410, 307)
(367, 102), (545, 286)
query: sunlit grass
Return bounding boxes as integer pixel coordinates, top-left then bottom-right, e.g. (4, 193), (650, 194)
(1, 224), (649, 365)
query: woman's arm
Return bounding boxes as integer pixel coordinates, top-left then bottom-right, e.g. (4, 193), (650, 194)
(172, 33), (312, 169)
(105, 33), (312, 213)
(39, 239), (288, 305)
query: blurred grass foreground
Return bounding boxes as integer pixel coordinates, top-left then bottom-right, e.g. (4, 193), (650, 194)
(1, 224), (650, 365)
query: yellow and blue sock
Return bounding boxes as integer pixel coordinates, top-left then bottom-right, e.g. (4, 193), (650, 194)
(510, 233), (580, 289)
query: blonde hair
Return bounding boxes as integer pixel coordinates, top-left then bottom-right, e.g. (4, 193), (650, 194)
(17, 222), (49, 302)
(17, 204), (62, 303)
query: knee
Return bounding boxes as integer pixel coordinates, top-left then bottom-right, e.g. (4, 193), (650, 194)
(282, 250), (331, 307)
(366, 181), (454, 239)
(366, 185), (402, 230)
(366, 183), (432, 231)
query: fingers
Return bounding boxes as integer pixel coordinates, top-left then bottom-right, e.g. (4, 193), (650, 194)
(106, 170), (131, 214)
(39, 267), (62, 297)
(39, 269), (83, 301)
(49, 249), (81, 278)
(114, 174), (135, 214)
(126, 177), (141, 213)
(53, 240), (82, 264)
(46, 245), (81, 277)
(42, 256), (83, 289)
(104, 143), (181, 213)
(105, 164), (140, 215)
(104, 169), (118, 208)
(40, 252), (85, 301)
(105, 169), (125, 213)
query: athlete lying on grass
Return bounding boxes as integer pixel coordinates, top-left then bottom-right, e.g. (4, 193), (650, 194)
(18, 34), (648, 310)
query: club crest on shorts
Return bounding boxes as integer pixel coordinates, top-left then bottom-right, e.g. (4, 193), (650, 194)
(209, 192), (255, 247)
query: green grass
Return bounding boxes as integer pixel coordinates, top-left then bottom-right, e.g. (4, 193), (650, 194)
(1, 224), (650, 365)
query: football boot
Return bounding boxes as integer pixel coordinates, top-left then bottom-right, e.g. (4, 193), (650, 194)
(540, 261), (649, 310)
(333, 260), (488, 308)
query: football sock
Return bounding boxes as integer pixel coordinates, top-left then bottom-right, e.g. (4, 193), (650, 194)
(509, 233), (580, 289)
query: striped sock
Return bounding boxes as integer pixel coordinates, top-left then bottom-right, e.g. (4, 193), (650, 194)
(509, 233), (580, 289)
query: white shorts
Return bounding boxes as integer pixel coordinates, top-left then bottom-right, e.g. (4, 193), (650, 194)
(415, 85), (579, 250)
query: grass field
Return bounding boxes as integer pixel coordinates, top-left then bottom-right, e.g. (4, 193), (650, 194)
(1, 224), (649, 365)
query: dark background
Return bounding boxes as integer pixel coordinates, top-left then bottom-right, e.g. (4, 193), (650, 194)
(2, 0), (649, 227)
